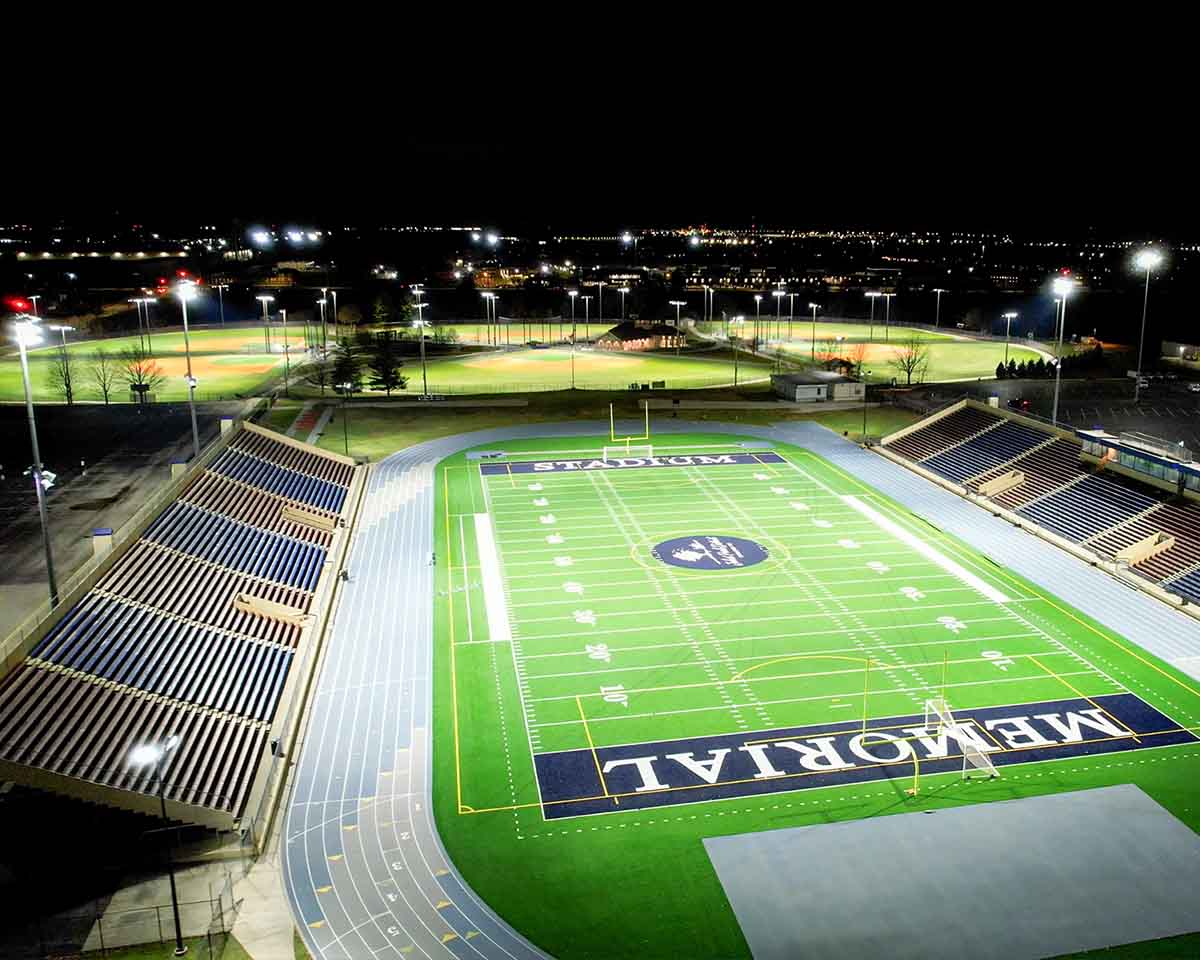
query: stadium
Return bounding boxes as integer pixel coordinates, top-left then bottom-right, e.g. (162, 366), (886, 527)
(6, 374), (1199, 958)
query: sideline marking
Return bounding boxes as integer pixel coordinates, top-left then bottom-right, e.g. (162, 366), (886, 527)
(474, 513), (513, 645)
(576, 695), (617, 806)
(840, 494), (1011, 604)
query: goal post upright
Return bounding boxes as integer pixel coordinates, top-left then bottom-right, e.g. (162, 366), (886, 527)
(607, 402), (651, 456)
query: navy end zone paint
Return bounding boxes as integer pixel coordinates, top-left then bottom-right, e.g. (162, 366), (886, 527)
(652, 536), (769, 570)
(534, 693), (1197, 820)
(480, 452), (785, 475)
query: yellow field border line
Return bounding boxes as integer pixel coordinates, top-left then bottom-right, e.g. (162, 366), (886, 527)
(802, 451), (1200, 709)
(445, 465), (465, 814)
(576, 695), (617, 807)
(1027, 654), (1141, 743)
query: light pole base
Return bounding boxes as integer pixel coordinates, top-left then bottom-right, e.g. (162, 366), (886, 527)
(174, 946), (189, 956)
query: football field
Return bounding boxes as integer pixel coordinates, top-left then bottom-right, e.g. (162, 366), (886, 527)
(434, 433), (1200, 958)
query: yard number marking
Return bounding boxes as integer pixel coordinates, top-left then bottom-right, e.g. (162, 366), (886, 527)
(982, 649), (1016, 671)
(586, 643), (612, 662)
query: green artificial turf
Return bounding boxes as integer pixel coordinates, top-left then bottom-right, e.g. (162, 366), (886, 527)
(430, 433), (1200, 959)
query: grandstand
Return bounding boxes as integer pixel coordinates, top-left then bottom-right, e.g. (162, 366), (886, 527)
(0, 422), (362, 830)
(881, 399), (1200, 609)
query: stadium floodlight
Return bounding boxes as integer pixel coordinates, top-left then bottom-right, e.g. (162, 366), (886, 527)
(28, 294), (41, 316)
(1133, 249), (1164, 403)
(213, 282), (229, 327)
(618, 286), (630, 319)
(865, 291), (881, 341)
(412, 311), (430, 397)
(175, 281), (201, 459)
(1002, 311), (1018, 364)
(10, 314), (57, 605)
(932, 287), (947, 327)
(256, 294), (275, 352)
(808, 302), (820, 360)
(1050, 277), (1077, 425)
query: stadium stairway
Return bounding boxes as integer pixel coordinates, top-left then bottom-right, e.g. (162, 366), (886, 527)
(0, 422), (364, 831)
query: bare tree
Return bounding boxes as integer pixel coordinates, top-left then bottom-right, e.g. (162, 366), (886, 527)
(89, 348), (119, 404)
(847, 342), (868, 379)
(45, 345), (75, 405)
(119, 344), (167, 404)
(889, 333), (930, 385)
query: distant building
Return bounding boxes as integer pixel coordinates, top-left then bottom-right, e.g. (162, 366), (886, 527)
(595, 321), (684, 352)
(771, 371), (865, 403)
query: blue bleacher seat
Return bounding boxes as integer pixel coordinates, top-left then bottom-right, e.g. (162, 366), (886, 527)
(922, 421), (1046, 484)
(1017, 474), (1160, 543)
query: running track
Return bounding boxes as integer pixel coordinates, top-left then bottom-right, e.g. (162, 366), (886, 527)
(282, 420), (1200, 960)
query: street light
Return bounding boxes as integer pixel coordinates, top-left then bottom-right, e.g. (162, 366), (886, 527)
(142, 297), (157, 355)
(669, 300), (686, 356)
(256, 295), (274, 353)
(1002, 311), (1018, 365)
(11, 315), (58, 605)
(882, 293), (895, 341)
(214, 283), (229, 327)
(788, 292), (797, 340)
(581, 295), (593, 331)
(316, 297), (328, 359)
(754, 294), (763, 349)
(568, 289), (578, 345)
(809, 303), (820, 361)
(865, 292), (881, 342)
(729, 315), (745, 386)
(1051, 276), (1076, 425)
(176, 282), (201, 460)
(337, 382), (354, 455)
(619, 287), (630, 321)
(1133, 248), (1164, 404)
(128, 736), (187, 956)
(861, 369), (872, 441)
(933, 288), (947, 328)
(413, 291), (429, 397)
(597, 280), (605, 323)
(28, 294), (40, 317)
(280, 308), (291, 397)
(772, 289), (785, 342)
(128, 297), (147, 351)
(330, 289), (339, 340)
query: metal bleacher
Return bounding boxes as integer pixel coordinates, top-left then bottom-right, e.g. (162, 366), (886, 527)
(0, 422), (359, 830)
(883, 399), (1200, 611)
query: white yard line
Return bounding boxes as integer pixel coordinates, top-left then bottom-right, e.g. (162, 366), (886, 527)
(473, 514), (512, 644)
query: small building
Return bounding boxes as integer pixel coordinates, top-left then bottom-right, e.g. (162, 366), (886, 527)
(771, 371), (865, 403)
(595, 321), (684, 352)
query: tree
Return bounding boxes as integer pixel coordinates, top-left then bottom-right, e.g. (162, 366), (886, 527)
(304, 357), (334, 397)
(1007, 359), (1018, 378)
(888, 333), (930, 386)
(45, 343), (75, 405)
(119, 344), (166, 404)
(89, 348), (119, 404)
(847, 342), (868, 379)
(371, 292), (394, 327)
(1034, 358), (1048, 378)
(995, 362), (1007, 380)
(366, 331), (407, 396)
(330, 336), (366, 393)
(430, 324), (459, 346)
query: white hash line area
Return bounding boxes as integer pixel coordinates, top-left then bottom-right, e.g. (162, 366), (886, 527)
(476, 460), (1124, 751)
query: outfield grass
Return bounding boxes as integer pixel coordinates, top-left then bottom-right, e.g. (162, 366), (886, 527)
(378, 347), (774, 395)
(432, 433), (1200, 959)
(434, 321), (611, 344)
(773, 335), (1047, 383)
(0, 327), (302, 402)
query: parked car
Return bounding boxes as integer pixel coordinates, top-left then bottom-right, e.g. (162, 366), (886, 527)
(1007, 397), (1032, 411)
(1188, 382), (1200, 394)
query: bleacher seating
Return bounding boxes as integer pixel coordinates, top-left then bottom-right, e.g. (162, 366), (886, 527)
(922, 421), (1047, 485)
(886, 406), (1003, 463)
(887, 401), (1200, 611)
(0, 424), (356, 824)
(1017, 474), (1162, 544)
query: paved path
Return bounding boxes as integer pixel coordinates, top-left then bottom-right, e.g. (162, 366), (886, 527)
(281, 419), (1200, 960)
(305, 406), (335, 446)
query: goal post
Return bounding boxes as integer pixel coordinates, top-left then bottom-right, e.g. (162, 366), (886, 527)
(924, 698), (999, 780)
(602, 444), (653, 463)
(609, 402), (650, 443)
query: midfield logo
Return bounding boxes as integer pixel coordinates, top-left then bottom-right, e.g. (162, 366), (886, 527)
(533, 693), (1196, 819)
(480, 452), (785, 475)
(653, 535), (769, 570)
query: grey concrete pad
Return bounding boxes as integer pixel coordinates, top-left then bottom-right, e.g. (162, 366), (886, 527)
(704, 784), (1200, 960)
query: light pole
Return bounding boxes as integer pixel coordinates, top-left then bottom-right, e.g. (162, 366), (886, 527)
(29, 294), (40, 317)
(256, 295), (274, 353)
(597, 281), (604, 323)
(129, 737), (187, 957)
(48, 324), (75, 405)
(280, 308), (291, 397)
(480, 291), (493, 345)
(861, 369), (872, 441)
(883, 293), (894, 341)
(619, 287), (629, 320)
(1133, 248), (1163, 404)
(754, 294), (763, 350)
(933, 288), (947, 328)
(730, 315), (744, 386)
(129, 298), (147, 352)
(330, 289), (339, 339)
(568, 290), (578, 343)
(12, 316), (58, 605)
(581, 295), (592, 334)
(788, 292), (797, 340)
(1002, 311), (1018, 365)
(1051, 276), (1075, 426)
(809, 303), (820, 361)
(338, 382), (353, 455)
(669, 300), (686, 356)
(176, 283), (201, 460)
(413, 290), (429, 396)
(866, 291), (880, 342)
(143, 297), (156, 355)
(772, 290), (785, 342)
(214, 283), (229, 327)
(622, 231), (638, 263)
(316, 297), (328, 358)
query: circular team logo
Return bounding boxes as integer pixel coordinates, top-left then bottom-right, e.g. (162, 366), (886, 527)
(652, 535), (768, 571)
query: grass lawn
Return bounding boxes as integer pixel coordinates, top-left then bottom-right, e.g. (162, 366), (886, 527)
(433, 321), (612, 344)
(431, 433), (1200, 958)
(390, 347), (774, 395)
(0, 327), (303, 403)
(776, 336), (1047, 383)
